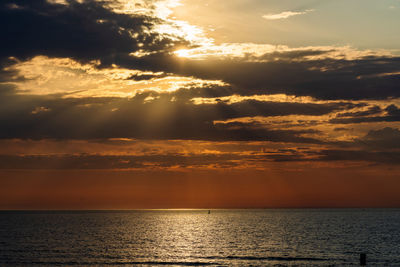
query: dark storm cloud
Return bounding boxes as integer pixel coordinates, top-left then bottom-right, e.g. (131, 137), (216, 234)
(2, 0), (400, 101)
(99, 50), (400, 101)
(316, 150), (400, 164)
(259, 147), (400, 165)
(0, 87), (355, 142)
(211, 122), (322, 143)
(256, 49), (330, 61)
(336, 105), (382, 118)
(0, 0), (399, 148)
(386, 104), (400, 116)
(0, 153), (248, 169)
(0, 150), (323, 169)
(303, 127), (400, 164)
(127, 73), (169, 81)
(161, 56), (400, 101)
(2, 144), (399, 169)
(355, 127), (400, 150)
(2, 0), (400, 102)
(333, 127), (353, 132)
(160, 86), (236, 100)
(329, 104), (400, 124)
(0, 0), (184, 65)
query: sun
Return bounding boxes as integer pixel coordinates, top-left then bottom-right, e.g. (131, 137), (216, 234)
(174, 49), (192, 58)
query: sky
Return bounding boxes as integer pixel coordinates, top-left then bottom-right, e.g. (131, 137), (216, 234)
(1, 0), (400, 209)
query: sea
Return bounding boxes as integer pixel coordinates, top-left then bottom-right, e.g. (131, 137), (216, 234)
(1, 209), (400, 266)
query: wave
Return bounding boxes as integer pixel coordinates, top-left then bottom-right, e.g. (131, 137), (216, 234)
(201, 255), (329, 262)
(2, 261), (217, 266)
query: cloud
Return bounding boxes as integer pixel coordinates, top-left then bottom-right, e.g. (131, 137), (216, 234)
(8, 48), (400, 101)
(329, 104), (400, 124)
(0, 0), (186, 66)
(0, 85), (360, 142)
(5, 55), (226, 97)
(316, 150), (400, 164)
(1, 135), (400, 169)
(262, 9), (314, 20)
(336, 106), (382, 118)
(0, 154), (245, 169)
(161, 54), (400, 101)
(0, 0), (399, 170)
(2, 0), (400, 102)
(356, 127), (400, 150)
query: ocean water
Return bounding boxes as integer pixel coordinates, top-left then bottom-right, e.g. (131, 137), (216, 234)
(1, 209), (400, 266)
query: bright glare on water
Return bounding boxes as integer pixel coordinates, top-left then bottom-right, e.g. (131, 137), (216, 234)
(1, 209), (400, 266)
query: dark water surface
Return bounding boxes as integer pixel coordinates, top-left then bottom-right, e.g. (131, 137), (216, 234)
(1, 209), (400, 266)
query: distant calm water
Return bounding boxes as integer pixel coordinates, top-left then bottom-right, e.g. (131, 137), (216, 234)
(1, 209), (400, 266)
